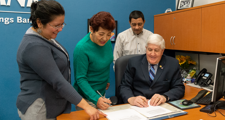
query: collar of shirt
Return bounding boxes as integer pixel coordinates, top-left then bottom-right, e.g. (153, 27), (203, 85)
(129, 28), (144, 36)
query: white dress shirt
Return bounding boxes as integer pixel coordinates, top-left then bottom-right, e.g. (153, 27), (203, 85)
(113, 28), (153, 64)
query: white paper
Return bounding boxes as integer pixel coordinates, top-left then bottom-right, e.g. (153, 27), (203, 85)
(130, 100), (172, 118)
(105, 109), (148, 120)
(100, 104), (131, 113)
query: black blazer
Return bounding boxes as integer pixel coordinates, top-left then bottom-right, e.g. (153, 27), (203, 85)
(119, 54), (185, 103)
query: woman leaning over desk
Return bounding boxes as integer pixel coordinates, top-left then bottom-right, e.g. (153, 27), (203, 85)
(73, 11), (116, 110)
(16, 0), (105, 120)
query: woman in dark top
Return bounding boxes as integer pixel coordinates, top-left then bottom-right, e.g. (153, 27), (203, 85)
(16, 0), (105, 120)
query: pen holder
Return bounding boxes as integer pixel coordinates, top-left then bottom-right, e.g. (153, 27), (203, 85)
(110, 96), (118, 105)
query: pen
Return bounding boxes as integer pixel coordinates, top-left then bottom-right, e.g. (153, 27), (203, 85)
(96, 90), (104, 98)
(96, 90), (111, 106)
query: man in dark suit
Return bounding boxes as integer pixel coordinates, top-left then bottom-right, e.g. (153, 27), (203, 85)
(119, 34), (185, 107)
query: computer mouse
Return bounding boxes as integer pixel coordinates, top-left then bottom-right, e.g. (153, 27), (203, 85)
(182, 100), (193, 106)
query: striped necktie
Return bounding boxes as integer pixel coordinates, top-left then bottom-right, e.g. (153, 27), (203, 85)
(149, 64), (155, 81)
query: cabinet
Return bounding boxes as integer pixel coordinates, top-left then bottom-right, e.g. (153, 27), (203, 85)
(154, 14), (173, 49)
(202, 4), (225, 53)
(154, 9), (201, 51)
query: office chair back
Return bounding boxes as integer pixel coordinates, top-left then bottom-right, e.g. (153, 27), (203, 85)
(115, 54), (140, 98)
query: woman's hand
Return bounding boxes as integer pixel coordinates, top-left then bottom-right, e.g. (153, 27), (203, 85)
(106, 83), (110, 90)
(84, 106), (107, 120)
(97, 97), (111, 110)
(77, 99), (107, 120)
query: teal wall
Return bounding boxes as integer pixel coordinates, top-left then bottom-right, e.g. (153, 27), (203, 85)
(0, 0), (175, 119)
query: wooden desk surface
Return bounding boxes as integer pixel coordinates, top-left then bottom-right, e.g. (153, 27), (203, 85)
(57, 85), (225, 120)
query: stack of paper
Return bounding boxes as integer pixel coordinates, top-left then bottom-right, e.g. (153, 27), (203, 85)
(130, 101), (172, 118)
(105, 109), (147, 120)
(100, 100), (186, 120)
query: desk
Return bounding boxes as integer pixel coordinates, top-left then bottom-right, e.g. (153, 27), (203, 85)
(57, 85), (225, 120)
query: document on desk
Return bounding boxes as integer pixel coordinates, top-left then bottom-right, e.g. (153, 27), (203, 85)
(101, 100), (186, 120)
(100, 104), (131, 113)
(105, 109), (148, 120)
(130, 100), (172, 118)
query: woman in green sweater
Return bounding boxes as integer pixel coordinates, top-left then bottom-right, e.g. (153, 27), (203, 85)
(73, 11), (116, 110)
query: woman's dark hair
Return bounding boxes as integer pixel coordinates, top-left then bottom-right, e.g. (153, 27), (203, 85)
(129, 10), (145, 22)
(30, 0), (65, 29)
(89, 11), (116, 32)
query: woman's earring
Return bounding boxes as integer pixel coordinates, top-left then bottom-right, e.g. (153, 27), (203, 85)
(37, 28), (42, 34)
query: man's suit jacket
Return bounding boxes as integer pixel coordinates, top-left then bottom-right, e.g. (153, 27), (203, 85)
(119, 54), (185, 103)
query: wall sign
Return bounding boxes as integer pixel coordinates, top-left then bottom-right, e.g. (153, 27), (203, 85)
(0, 0), (38, 7)
(0, 0), (38, 25)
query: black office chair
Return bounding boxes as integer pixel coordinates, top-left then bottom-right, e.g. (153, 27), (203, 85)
(114, 54), (140, 104)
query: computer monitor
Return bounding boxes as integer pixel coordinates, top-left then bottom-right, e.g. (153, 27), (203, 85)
(211, 56), (225, 103)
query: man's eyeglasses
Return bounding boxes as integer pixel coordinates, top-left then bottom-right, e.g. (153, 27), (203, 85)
(49, 23), (66, 30)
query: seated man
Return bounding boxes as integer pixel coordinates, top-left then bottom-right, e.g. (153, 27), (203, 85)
(119, 34), (185, 107)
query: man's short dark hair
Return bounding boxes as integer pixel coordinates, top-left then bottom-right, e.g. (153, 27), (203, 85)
(129, 10), (145, 22)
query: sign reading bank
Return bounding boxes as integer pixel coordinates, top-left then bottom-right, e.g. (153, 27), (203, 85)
(0, 0), (38, 25)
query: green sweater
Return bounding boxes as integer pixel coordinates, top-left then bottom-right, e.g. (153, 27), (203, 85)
(73, 33), (113, 105)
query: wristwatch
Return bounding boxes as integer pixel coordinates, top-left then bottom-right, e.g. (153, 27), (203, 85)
(162, 94), (169, 102)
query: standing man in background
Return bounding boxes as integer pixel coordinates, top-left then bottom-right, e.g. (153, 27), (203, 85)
(113, 10), (153, 65)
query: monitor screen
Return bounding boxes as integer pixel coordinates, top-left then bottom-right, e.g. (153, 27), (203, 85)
(211, 56), (225, 102)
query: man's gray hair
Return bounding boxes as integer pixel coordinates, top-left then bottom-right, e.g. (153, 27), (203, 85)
(146, 34), (165, 49)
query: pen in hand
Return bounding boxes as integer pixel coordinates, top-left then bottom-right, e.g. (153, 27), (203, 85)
(96, 90), (104, 98)
(96, 90), (112, 106)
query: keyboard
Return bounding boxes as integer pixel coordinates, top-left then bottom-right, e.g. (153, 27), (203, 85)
(196, 92), (212, 105)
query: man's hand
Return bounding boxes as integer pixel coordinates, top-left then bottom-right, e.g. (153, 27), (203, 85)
(97, 97), (112, 110)
(150, 94), (167, 106)
(128, 96), (148, 107)
(106, 83), (110, 90)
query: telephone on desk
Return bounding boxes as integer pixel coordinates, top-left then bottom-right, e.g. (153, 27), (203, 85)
(183, 68), (214, 105)
(186, 68), (225, 114)
(194, 68), (213, 87)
